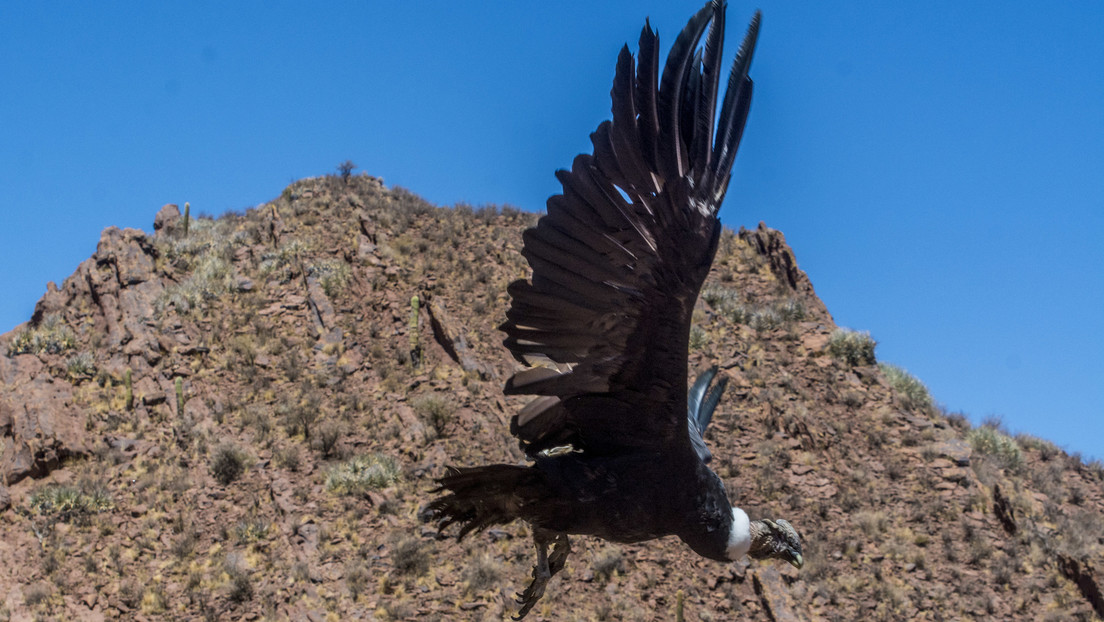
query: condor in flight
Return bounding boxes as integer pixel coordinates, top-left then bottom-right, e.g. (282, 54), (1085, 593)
(427, 2), (803, 617)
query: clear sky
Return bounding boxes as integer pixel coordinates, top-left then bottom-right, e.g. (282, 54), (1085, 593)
(2, 2), (1102, 459)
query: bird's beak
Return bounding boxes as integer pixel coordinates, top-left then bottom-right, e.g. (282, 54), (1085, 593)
(789, 553), (804, 569)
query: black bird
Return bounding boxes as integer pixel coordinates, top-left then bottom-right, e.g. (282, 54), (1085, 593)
(427, 2), (802, 617)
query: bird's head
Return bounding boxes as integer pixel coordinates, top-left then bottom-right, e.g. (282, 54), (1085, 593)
(748, 518), (804, 568)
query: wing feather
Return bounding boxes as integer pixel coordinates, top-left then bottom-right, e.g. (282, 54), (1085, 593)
(500, 1), (760, 458)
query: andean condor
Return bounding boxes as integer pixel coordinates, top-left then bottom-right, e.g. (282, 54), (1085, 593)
(426, 2), (803, 617)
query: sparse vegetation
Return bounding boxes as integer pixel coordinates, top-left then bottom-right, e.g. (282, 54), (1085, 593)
(412, 393), (455, 438)
(325, 453), (401, 496)
(7, 313), (76, 355)
(592, 546), (625, 584)
(223, 553), (254, 603)
(274, 445), (301, 471)
(309, 258), (351, 297)
(259, 239), (309, 282)
(210, 442), (249, 485)
(157, 255), (236, 314)
(390, 536), (430, 577)
(233, 517), (270, 544)
(827, 328), (877, 366)
(689, 325), (708, 350)
(462, 554), (504, 595)
(346, 559), (371, 600)
(879, 363), (933, 412)
(29, 483), (113, 524)
(701, 286), (806, 330)
(313, 419), (345, 458)
(279, 391), (321, 441)
(154, 213), (252, 315)
(968, 425), (1023, 469)
(65, 351), (95, 379)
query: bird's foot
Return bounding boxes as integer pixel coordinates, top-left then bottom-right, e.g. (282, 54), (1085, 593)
(514, 558), (551, 620)
(514, 530), (570, 620)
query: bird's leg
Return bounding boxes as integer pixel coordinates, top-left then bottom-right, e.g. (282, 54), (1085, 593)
(515, 528), (567, 620)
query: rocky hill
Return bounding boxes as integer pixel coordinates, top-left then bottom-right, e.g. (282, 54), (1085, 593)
(1, 173), (1102, 621)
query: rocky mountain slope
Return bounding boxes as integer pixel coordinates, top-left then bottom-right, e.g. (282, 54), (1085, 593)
(1, 173), (1102, 621)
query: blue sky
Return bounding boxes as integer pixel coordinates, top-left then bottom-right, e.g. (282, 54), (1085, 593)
(2, 2), (1102, 459)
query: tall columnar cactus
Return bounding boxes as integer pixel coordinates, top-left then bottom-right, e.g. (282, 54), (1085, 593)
(408, 295), (421, 368)
(124, 368), (134, 412)
(175, 377), (185, 418)
(183, 202), (191, 238)
(675, 590), (685, 622)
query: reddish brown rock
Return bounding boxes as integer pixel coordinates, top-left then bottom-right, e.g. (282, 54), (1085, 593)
(753, 566), (801, 622)
(0, 354), (90, 485)
(153, 203), (181, 236)
(1059, 554), (1104, 618)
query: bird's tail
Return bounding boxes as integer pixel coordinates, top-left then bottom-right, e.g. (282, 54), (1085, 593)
(424, 465), (536, 539)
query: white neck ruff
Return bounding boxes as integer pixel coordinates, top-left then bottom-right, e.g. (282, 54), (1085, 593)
(726, 507), (751, 561)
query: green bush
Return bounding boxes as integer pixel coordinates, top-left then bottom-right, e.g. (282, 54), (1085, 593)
(702, 286), (805, 330)
(278, 395), (320, 441)
(968, 426), (1023, 469)
(210, 443), (249, 485)
(412, 394), (455, 438)
(309, 259), (351, 298)
(391, 536), (430, 577)
(155, 254), (235, 314)
(29, 483), (113, 524)
(259, 239), (310, 283)
(689, 325), (708, 350)
(325, 453), (401, 496)
(879, 363), (933, 412)
(65, 351), (96, 379)
(153, 215), (251, 315)
(7, 314), (77, 355)
(592, 546), (625, 584)
(233, 518), (270, 544)
(224, 553), (253, 603)
(313, 420), (345, 458)
(462, 555), (503, 595)
(827, 328), (877, 366)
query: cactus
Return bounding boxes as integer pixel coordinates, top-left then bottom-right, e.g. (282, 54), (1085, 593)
(124, 368), (134, 411)
(183, 202), (191, 238)
(408, 295), (421, 368)
(675, 589), (685, 622)
(175, 377), (185, 418)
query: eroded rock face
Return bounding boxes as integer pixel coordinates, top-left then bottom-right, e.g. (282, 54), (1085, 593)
(1059, 555), (1104, 618)
(753, 566), (801, 622)
(2, 226), (165, 486)
(0, 354), (89, 483)
(739, 222), (830, 319)
(153, 203), (181, 237)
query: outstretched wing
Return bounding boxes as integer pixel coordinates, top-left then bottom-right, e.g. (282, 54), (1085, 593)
(500, 2), (760, 458)
(687, 366), (729, 462)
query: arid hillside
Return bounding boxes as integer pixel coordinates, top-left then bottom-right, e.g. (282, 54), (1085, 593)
(1, 172), (1102, 621)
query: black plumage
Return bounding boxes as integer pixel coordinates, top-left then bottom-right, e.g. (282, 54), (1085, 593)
(427, 3), (801, 618)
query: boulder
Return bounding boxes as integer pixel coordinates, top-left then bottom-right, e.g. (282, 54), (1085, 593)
(153, 203), (181, 236)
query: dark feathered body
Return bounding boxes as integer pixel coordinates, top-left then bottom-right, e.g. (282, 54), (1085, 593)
(431, 445), (735, 561)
